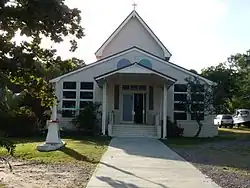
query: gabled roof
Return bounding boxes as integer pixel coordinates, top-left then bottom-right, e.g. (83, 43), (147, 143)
(50, 46), (214, 85)
(95, 10), (172, 58)
(94, 62), (177, 83)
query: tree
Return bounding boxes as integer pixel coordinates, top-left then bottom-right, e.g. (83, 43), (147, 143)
(0, 0), (84, 167)
(201, 63), (238, 113)
(0, 0), (84, 107)
(0, 86), (16, 171)
(182, 76), (215, 137)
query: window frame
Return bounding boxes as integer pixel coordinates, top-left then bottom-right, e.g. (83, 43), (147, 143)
(79, 82), (94, 106)
(173, 84), (188, 120)
(61, 81), (95, 117)
(190, 84), (205, 120)
(62, 81), (77, 118)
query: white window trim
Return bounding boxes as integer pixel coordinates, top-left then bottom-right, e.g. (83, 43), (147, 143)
(79, 81), (95, 109)
(62, 82), (77, 113)
(174, 84), (188, 120)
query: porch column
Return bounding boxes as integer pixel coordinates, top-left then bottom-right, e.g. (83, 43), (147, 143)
(102, 81), (107, 135)
(163, 83), (168, 138)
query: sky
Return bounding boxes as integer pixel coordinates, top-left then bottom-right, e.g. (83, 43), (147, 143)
(52, 0), (250, 72)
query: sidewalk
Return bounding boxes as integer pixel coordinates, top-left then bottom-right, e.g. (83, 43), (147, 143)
(86, 138), (221, 188)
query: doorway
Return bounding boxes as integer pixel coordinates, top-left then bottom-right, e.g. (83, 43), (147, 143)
(122, 94), (133, 122)
(134, 93), (143, 124)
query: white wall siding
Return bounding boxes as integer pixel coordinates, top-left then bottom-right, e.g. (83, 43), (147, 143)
(54, 48), (215, 137)
(178, 116), (218, 137)
(102, 17), (164, 59)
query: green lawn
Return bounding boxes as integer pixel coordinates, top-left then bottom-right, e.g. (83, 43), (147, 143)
(0, 136), (111, 164)
(165, 127), (250, 184)
(164, 127), (250, 147)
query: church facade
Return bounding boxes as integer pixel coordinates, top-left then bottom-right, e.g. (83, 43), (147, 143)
(50, 10), (218, 138)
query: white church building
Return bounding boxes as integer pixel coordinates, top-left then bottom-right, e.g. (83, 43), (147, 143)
(50, 10), (218, 138)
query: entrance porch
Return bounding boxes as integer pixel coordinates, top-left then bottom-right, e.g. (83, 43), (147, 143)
(95, 63), (177, 138)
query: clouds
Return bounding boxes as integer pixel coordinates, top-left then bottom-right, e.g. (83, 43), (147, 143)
(59, 0), (231, 71)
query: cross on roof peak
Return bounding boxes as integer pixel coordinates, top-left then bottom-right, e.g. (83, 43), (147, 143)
(132, 2), (137, 11)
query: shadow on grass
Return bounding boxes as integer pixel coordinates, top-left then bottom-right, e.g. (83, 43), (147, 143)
(59, 146), (98, 164)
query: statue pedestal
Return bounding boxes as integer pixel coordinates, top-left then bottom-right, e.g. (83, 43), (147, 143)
(37, 121), (65, 152)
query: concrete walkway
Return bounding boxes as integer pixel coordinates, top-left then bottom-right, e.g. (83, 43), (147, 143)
(86, 138), (220, 188)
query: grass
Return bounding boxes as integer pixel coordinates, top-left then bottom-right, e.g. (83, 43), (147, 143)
(0, 136), (111, 164)
(165, 127), (250, 179)
(164, 127), (250, 148)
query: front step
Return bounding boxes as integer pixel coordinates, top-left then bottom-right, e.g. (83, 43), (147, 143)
(111, 124), (158, 138)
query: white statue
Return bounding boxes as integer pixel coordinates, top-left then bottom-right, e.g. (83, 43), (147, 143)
(37, 101), (65, 152)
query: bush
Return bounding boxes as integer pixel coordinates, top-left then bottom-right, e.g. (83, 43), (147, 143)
(0, 107), (37, 137)
(166, 117), (184, 138)
(72, 102), (101, 135)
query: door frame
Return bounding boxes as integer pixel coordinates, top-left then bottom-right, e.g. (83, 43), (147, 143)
(121, 90), (147, 124)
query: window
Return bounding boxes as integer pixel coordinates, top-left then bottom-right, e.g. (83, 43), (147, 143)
(122, 85), (129, 90)
(62, 81), (77, 117)
(81, 82), (93, 90)
(174, 84), (187, 120)
(139, 59), (152, 68)
(191, 84), (204, 92)
(62, 101), (76, 108)
(61, 110), (76, 118)
(63, 82), (76, 89)
(63, 91), (76, 99)
(191, 94), (204, 102)
(80, 101), (92, 109)
(80, 91), (93, 99)
(190, 84), (205, 120)
(149, 86), (154, 110)
(61, 81), (94, 117)
(117, 59), (130, 69)
(174, 84), (187, 92)
(114, 85), (119, 110)
(174, 103), (186, 111)
(174, 112), (187, 120)
(131, 85), (138, 90)
(138, 85), (147, 91)
(222, 115), (233, 120)
(79, 82), (94, 109)
(121, 85), (147, 91)
(191, 103), (204, 111)
(174, 94), (187, 102)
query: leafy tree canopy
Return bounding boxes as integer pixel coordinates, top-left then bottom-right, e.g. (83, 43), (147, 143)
(201, 52), (250, 113)
(0, 0), (84, 107)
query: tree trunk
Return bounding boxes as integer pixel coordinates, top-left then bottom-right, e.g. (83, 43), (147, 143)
(0, 157), (12, 171)
(194, 120), (203, 137)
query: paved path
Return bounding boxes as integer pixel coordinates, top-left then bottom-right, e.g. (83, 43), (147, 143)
(86, 138), (220, 188)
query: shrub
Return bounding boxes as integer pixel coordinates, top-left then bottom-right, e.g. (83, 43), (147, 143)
(166, 117), (184, 138)
(0, 107), (37, 137)
(72, 102), (101, 135)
